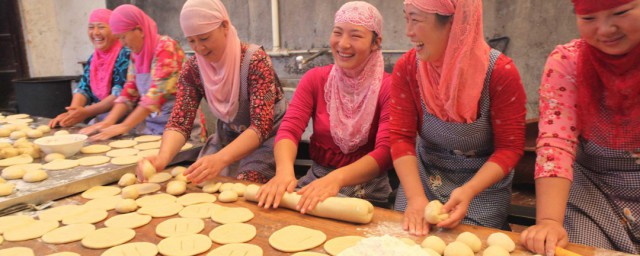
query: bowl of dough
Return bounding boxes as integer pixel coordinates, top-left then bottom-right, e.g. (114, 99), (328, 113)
(34, 134), (88, 157)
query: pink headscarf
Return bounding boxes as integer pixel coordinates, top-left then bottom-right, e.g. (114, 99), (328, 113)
(572, 0), (634, 15)
(405, 0), (490, 123)
(109, 4), (158, 74)
(88, 8), (123, 100)
(326, 1), (384, 154)
(180, 0), (241, 123)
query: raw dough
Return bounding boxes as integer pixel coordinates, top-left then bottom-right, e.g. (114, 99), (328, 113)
(26, 130), (42, 138)
(104, 212), (151, 229)
(171, 166), (187, 176)
(6, 114), (29, 119)
(81, 227), (135, 249)
(210, 205), (254, 224)
(487, 232), (516, 252)
(1, 165), (27, 179)
(80, 144), (111, 154)
(108, 140), (138, 148)
(42, 159), (79, 170)
(22, 169), (48, 182)
(157, 234), (212, 256)
(219, 182), (234, 192)
(232, 183), (247, 196)
(400, 238), (416, 245)
(0, 247), (34, 256)
(148, 172), (172, 183)
(137, 149), (159, 157)
(9, 131), (26, 140)
(181, 143), (193, 150)
(155, 217), (205, 238)
(174, 172), (188, 182)
(135, 193), (176, 207)
(483, 245), (510, 256)
(0, 148), (18, 159)
(140, 159), (156, 179)
(83, 195), (123, 211)
(118, 173), (137, 186)
(291, 252), (329, 256)
(421, 235), (447, 255)
(61, 209), (108, 224)
(0, 215), (34, 234)
(0, 129), (10, 137)
(125, 183), (161, 195)
(176, 192), (217, 206)
(0, 154), (34, 167)
(111, 155), (142, 165)
(41, 223), (95, 244)
(456, 232), (482, 252)
(0, 177), (4, 183)
(218, 190), (238, 203)
(206, 243), (262, 256)
(78, 155), (110, 166)
(54, 130), (69, 136)
(102, 242), (158, 256)
(45, 252), (81, 256)
(166, 180), (187, 195)
(201, 181), (222, 193)
(121, 186), (140, 199)
(44, 153), (65, 162)
(424, 200), (449, 224)
(137, 202), (184, 217)
(443, 241), (474, 256)
(36, 125), (51, 133)
(106, 148), (139, 157)
(38, 205), (84, 221)
(208, 222), (256, 244)
(133, 135), (161, 142)
(0, 183), (14, 196)
(2, 220), (59, 241)
(423, 248), (440, 256)
(179, 203), (219, 219)
(324, 236), (365, 256)
(245, 184), (374, 224)
(81, 186), (121, 199)
(269, 225), (327, 252)
(115, 198), (138, 213)
(133, 141), (161, 150)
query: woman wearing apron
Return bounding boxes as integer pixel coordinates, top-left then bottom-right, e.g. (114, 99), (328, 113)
(391, 0), (526, 235)
(49, 9), (130, 128)
(257, 1), (392, 213)
(80, 4), (185, 140)
(521, 0), (640, 254)
(137, 0), (286, 184)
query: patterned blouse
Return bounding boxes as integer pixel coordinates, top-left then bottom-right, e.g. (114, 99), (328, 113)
(73, 48), (131, 104)
(166, 43), (284, 141)
(115, 36), (185, 113)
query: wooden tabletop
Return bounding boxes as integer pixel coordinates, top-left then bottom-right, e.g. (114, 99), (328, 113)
(0, 176), (626, 256)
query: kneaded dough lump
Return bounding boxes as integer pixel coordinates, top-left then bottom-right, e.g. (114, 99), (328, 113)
(424, 200), (449, 224)
(487, 232), (516, 252)
(456, 231), (482, 252)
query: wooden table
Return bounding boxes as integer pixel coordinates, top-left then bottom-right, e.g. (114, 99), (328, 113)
(0, 176), (628, 256)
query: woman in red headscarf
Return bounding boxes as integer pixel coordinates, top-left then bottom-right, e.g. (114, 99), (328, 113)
(49, 9), (130, 128)
(256, 1), (392, 213)
(391, 0), (526, 235)
(520, 0), (640, 254)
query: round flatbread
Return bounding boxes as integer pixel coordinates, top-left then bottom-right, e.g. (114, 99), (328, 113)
(41, 224), (95, 244)
(61, 209), (108, 225)
(108, 140), (138, 148)
(210, 206), (254, 224)
(0, 247), (34, 256)
(111, 155), (142, 165)
(104, 212), (152, 229)
(137, 202), (183, 218)
(157, 234), (211, 256)
(133, 135), (161, 142)
(81, 227), (135, 249)
(42, 159), (79, 171)
(179, 203), (219, 219)
(83, 195), (123, 211)
(147, 172), (172, 183)
(38, 205), (84, 222)
(0, 154), (34, 167)
(269, 225), (327, 253)
(206, 243), (262, 256)
(125, 183), (161, 196)
(102, 242), (158, 256)
(80, 144), (111, 154)
(135, 193), (176, 207)
(106, 148), (139, 157)
(0, 215), (35, 234)
(176, 193), (217, 206)
(324, 236), (365, 256)
(3, 220), (59, 241)
(133, 141), (161, 150)
(78, 155), (110, 166)
(155, 218), (205, 238)
(81, 186), (121, 199)
(208, 223), (257, 244)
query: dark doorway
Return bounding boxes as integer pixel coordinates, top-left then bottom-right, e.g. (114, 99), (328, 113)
(0, 0), (29, 112)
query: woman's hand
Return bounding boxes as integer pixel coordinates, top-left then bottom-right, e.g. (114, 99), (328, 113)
(49, 112), (69, 128)
(136, 155), (168, 182)
(89, 123), (131, 141)
(520, 219), (569, 255)
(296, 175), (341, 214)
(437, 186), (474, 228)
(183, 154), (227, 185)
(60, 106), (89, 127)
(256, 173), (297, 209)
(79, 121), (109, 135)
(403, 197), (429, 235)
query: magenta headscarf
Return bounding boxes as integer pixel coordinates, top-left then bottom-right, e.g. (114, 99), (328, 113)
(326, 1), (384, 154)
(572, 0), (634, 14)
(405, 0), (490, 123)
(180, 0), (241, 123)
(109, 4), (158, 74)
(88, 8), (123, 100)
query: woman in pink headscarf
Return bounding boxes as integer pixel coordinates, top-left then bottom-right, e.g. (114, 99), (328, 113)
(256, 1), (392, 213)
(391, 0), (526, 235)
(80, 4), (185, 140)
(49, 8), (131, 128)
(521, 0), (640, 254)
(136, 0), (286, 184)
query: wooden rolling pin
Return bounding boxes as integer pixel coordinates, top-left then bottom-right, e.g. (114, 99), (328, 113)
(556, 247), (583, 256)
(244, 184), (374, 224)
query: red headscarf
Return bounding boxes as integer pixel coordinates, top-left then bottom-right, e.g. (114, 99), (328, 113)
(109, 4), (158, 74)
(572, 0), (634, 15)
(88, 9), (123, 100)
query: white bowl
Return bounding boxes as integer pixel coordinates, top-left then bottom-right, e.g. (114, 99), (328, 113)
(34, 134), (88, 157)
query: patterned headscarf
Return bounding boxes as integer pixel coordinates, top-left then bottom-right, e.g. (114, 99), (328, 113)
(180, 0), (242, 123)
(572, 0), (634, 15)
(325, 1), (385, 154)
(405, 0), (490, 123)
(88, 8), (123, 100)
(109, 4), (158, 74)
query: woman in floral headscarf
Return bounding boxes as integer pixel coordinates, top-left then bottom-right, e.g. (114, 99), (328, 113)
(391, 0), (526, 235)
(256, 1), (392, 213)
(80, 4), (185, 140)
(521, 0), (640, 254)
(49, 8), (130, 128)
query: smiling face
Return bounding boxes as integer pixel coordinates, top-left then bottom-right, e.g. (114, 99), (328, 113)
(576, 0), (640, 55)
(88, 22), (116, 51)
(403, 4), (452, 62)
(329, 22), (380, 70)
(115, 28), (144, 54)
(186, 21), (229, 63)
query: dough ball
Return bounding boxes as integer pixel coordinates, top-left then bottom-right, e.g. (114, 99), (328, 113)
(22, 169), (48, 182)
(0, 177), (5, 183)
(423, 247), (440, 256)
(0, 128), (11, 137)
(121, 186), (140, 199)
(17, 148), (40, 159)
(0, 142), (12, 149)
(232, 183), (247, 197)
(171, 166), (187, 176)
(1, 166), (26, 179)
(166, 180), (186, 195)
(218, 190), (238, 203)
(421, 235), (447, 255)
(487, 232), (516, 252)
(174, 173), (188, 182)
(202, 181), (222, 193)
(424, 200), (449, 224)
(115, 199), (138, 213)
(9, 131), (26, 140)
(54, 130), (69, 136)
(12, 137), (28, 146)
(118, 173), (137, 187)
(483, 245), (510, 256)
(219, 183), (234, 192)
(456, 232), (482, 252)
(444, 241), (474, 256)
(44, 153), (66, 163)
(140, 159), (156, 179)
(0, 183), (15, 196)
(26, 129), (43, 138)
(36, 125), (51, 133)
(0, 148), (19, 158)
